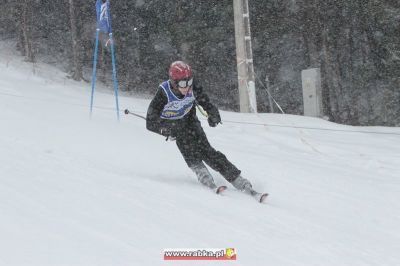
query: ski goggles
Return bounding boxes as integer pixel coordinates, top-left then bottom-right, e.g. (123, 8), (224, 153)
(176, 78), (193, 88)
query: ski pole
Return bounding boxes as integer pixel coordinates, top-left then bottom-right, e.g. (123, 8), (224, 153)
(124, 109), (171, 141)
(195, 102), (208, 117)
(124, 109), (146, 120)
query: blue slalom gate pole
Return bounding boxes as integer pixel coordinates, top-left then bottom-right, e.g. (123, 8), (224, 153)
(90, 29), (100, 117)
(109, 32), (120, 121)
(91, 0), (119, 120)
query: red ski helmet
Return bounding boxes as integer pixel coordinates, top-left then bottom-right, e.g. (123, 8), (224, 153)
(169, 61), (193, 82)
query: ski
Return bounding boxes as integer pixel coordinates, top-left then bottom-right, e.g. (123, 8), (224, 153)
(209, 185), (268, 203)
(255, 192), (269, 203)
(216, 186), (268, 203)
(248, 189), (269, 203)
(215, 185), (227, 194)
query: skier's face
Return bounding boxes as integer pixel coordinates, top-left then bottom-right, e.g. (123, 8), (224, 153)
(178, 86), (191, 95)
(176, 77), (193, 95)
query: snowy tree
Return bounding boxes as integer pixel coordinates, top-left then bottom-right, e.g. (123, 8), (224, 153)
(68, 0), (83, 81)
(1, 0), (399, 125)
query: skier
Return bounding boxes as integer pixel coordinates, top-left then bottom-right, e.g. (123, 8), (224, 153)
(146, 61), (267, 202)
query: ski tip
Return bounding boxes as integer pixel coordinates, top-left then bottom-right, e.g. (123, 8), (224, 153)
(259, 193), (269, 203)
(216, 185), (227, 194)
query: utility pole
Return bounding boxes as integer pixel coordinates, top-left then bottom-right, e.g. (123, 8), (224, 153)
(301, 68), (323, 117)
(233, 0), (257, 113)
(265, 75), (274, 113)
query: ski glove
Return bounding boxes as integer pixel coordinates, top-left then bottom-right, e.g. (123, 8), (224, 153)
(160, 127), (176, 141)
(207, 107), (221, 127)
(160, 120), (184, 141)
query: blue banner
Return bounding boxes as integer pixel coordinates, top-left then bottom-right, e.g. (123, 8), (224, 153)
(96, 0), (111, 33)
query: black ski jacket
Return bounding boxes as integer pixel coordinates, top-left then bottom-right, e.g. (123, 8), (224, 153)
(146, 79), (220, 138)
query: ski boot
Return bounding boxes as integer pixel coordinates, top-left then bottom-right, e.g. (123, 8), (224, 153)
(191, 163), (226, 194)
(232, 175), (268, 203)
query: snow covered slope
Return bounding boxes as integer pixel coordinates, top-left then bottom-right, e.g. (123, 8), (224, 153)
(1, 41), (400, 266)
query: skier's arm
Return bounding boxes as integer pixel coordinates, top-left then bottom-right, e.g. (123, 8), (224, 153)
(146, 88), (168, 136)
(193, 81), (221, 127)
